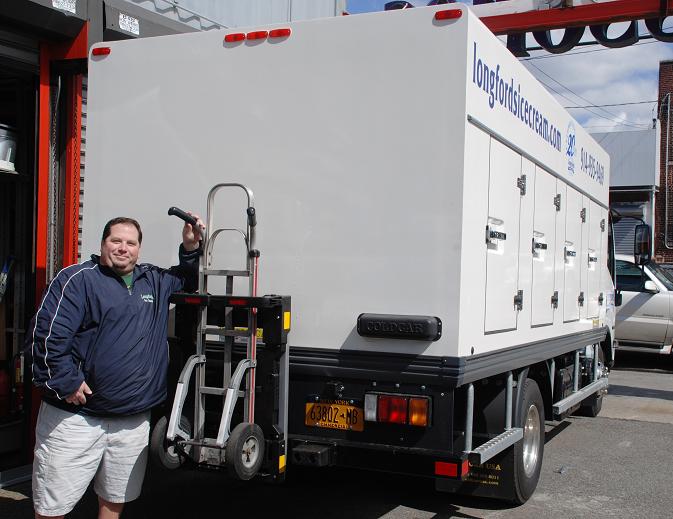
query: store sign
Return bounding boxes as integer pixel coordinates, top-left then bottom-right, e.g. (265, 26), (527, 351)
(119, 13), (140, 36)
(52, 0), (76, 14)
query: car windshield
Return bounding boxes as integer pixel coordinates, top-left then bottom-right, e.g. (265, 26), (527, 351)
(648, 261), (673, 290)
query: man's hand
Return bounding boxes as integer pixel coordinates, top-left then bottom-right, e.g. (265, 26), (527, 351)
(182, 212), (205, 251)
(65, 381), (93, 405)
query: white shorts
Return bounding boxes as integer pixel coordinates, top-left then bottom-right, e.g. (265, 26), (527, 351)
(32, 401), (151, 517)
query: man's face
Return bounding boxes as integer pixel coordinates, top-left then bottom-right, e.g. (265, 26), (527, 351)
(100, 223), (141, 275)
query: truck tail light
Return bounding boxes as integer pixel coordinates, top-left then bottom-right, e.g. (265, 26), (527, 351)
(408, 397), (429, 426)
(378, 395), (408, 424)
(364, 393), (378, 421)
(365, 392), (431, 427)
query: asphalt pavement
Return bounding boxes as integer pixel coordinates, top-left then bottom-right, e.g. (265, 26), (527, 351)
(2, 350), (672, 518)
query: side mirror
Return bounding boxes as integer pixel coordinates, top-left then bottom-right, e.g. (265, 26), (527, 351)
(634, 223), (651, 266)
(644, 280), (659, 293)
(615, 291), (622, 306)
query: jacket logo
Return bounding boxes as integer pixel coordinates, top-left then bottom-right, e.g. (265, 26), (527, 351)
(141, 294), (154, 303)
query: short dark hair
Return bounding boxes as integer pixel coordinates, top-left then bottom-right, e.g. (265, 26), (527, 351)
(101, 217), (143, 244)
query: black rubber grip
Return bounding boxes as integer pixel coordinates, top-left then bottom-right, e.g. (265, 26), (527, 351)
(168, 206), (197, 225)
(247, 207), (257, 227)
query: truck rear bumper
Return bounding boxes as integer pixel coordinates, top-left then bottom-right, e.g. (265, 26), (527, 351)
(289, 436), (469, 480)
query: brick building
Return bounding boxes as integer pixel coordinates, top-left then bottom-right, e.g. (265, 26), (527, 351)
(656, 60), (673, 262)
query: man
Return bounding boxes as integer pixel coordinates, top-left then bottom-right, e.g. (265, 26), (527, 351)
(29, 213), (204, 519)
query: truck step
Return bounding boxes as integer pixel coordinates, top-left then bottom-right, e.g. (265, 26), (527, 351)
(553, 377), (608, 416)
(467, 427), (523, 465)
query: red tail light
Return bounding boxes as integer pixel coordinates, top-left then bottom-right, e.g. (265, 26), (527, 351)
(378, 395), (408, 424)
(92, 47), (111, 56)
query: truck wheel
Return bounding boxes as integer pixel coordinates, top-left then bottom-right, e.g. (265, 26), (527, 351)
(226, 422), (265, 480)
(510, 378), (545, 504)
(149, 415), (191, 470)
(577, 347), (605, 418)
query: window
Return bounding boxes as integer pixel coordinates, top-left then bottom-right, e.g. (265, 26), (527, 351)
(616, 260), (646, 291)
(647, 262), (673, 290)
(616, 259), (673, 291)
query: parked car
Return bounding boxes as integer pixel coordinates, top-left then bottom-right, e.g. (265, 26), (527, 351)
(615, 254), (673, 356)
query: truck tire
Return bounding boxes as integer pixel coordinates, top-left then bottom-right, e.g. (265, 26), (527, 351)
(510, 378), (545, 504)
(577, 347), (605, 418)
(226, 422), (265, 480)
(149, 415), (191, 470)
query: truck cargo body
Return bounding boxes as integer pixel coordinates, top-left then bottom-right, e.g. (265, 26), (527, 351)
(83, 4), (614, 502)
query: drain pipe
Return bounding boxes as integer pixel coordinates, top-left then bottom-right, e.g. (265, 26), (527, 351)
(663, 93), (672, 249)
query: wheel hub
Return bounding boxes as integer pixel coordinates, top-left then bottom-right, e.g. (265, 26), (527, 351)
(522, 403), (541, 477)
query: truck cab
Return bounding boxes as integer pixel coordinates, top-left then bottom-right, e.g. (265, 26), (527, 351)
(615, 254), (673, 356)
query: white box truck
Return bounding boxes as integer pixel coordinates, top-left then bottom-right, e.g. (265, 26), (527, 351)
(82, 3), (619, 503)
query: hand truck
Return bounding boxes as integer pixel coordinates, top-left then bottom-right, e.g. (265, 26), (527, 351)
(150, 184), (291, 481)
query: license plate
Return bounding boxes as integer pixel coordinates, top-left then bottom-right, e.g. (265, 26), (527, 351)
(305, 400), (364, 432)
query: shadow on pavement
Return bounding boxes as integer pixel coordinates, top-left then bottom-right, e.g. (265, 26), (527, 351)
(612, 350), (673, 373)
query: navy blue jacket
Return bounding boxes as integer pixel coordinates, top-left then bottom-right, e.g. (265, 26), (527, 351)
(29, 245), (200, 416)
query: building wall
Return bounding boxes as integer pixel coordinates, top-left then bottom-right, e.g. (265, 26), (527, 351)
(593, 128), (659, 188)
(130, 0), (347, 28)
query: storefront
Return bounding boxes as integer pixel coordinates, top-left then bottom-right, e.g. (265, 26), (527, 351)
(0, 0), (209, 486)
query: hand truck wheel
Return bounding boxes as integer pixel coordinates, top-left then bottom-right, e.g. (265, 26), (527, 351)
(226, 422), (265, 480)
(149, 415), (191, 470)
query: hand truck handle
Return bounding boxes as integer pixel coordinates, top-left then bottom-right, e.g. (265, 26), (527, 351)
(168, 206), (197, 226)
(247, 207), (257, 228)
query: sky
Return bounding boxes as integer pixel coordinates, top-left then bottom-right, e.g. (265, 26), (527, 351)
(346, 0), (673, 134)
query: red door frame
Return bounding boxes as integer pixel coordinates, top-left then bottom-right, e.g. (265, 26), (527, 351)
(30, 22), (88, 456)
(37, 23), (88, 297)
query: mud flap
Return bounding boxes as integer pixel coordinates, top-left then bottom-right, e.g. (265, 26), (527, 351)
(435, 449), (515, 500)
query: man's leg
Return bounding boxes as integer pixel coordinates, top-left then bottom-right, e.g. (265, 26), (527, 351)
(94, 412), (151, 510)
(98, 496), (124, 519)
(32, 402), (106, 518)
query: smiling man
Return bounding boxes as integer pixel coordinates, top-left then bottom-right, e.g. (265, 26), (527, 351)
(28, 213), (204, 519)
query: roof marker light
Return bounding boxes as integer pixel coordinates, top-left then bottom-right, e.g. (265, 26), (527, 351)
(92, 47), (111, 56)
(224, 33), (246, 43)
(247, 30), (269, 41)
(435, 9), (462, 21)
(269, 28), (291, 38)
